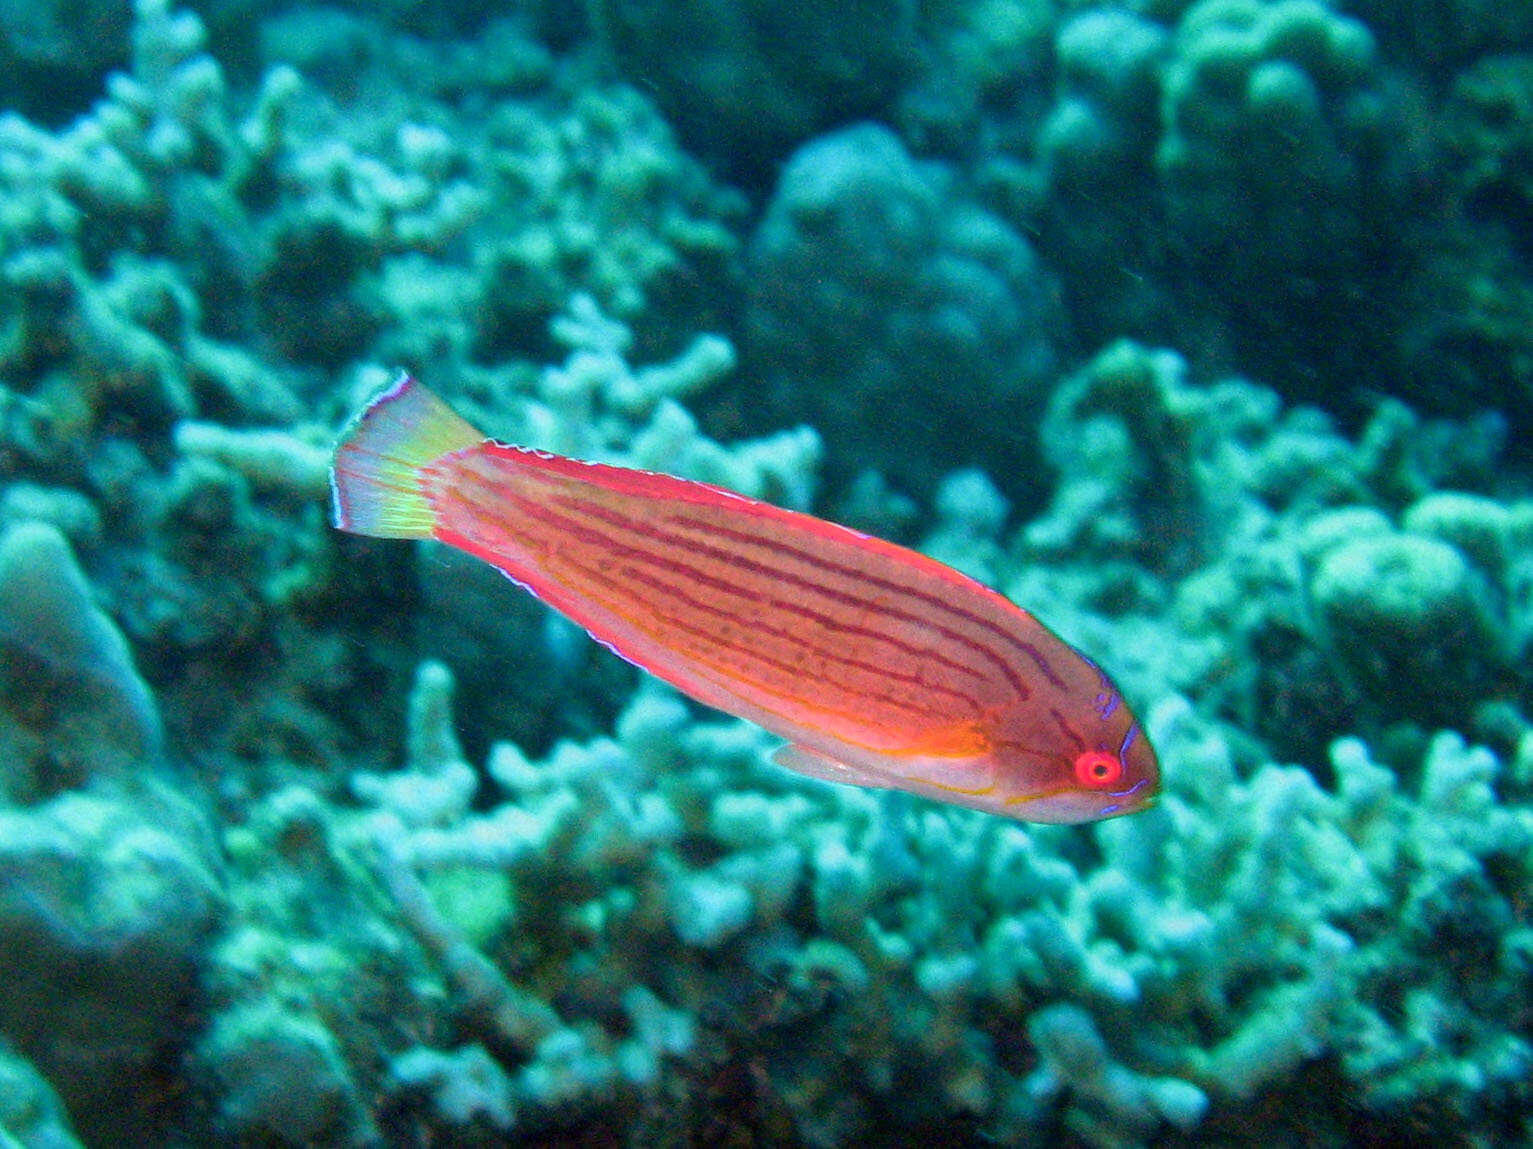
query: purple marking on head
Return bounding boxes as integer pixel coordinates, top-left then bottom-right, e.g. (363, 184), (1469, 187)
(1099, 775), (1153, 816)
(1118, 722), (1139, 758)
(1115, 776), (1151, 800)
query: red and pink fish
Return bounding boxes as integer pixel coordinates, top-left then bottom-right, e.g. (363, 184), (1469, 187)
(330, 375), (1158, 823)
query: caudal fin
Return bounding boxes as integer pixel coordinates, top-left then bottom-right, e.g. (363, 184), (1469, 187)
(329, 373), (483, 538)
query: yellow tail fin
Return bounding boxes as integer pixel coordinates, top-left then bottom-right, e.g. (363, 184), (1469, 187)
(329, 373), (483, 538)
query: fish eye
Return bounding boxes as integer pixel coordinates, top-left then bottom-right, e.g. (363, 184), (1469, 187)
(1073, 750), (1124, 790)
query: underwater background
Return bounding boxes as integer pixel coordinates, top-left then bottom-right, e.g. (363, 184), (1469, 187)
(1, 0), (1531, 1144)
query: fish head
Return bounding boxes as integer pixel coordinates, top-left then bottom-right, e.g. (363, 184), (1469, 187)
(988, 691), (1160, 824)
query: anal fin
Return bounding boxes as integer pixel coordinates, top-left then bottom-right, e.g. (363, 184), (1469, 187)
(771, 744), (898, 791)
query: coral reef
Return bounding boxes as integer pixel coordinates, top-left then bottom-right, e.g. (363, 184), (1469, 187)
(1393, 53), (1533, 420)
(586, 0), (920, 182)
(1026, 339), (1516, 761)
(1157, 0), (1406, 397)
(0, 0), (1529, 1145)
(1340, 0), (1533, 68)
(0, 522), (223, 1146)
(0, 1046), (81, 1149)
(1032, 8), (1170, 342)
(747, 121), (1058, 502)
(0, 521), (161, 793)
(1022, 0), (1411, 403)
(239, 647), (1530, 1145)
(0, 0), (130, 125)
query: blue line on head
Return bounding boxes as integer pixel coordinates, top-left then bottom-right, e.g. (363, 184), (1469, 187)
(1118, 722), (1139, 757)
(1111, 776), (1151, 801)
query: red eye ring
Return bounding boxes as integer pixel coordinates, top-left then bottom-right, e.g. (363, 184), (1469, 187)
(1074, 750), (1124, 789)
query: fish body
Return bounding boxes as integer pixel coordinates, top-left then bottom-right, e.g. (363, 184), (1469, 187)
(330, 375), (1158, 823)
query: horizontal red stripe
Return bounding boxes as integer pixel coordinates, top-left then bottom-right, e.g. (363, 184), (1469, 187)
(553, 490), (1035, 702)
(678, 513), (1068, 694)
(538, 492), (994, 701)
(497, 490), (977, 725)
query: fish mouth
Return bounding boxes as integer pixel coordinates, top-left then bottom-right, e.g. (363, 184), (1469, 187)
(1003, 774), (1156, 820)
(1093, 777), (1156, 818)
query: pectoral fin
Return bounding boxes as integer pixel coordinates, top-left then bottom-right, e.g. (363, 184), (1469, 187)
(771, 744), (899, 791)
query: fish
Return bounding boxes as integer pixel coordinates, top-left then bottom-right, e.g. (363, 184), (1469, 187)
(329, 374), (1158, 823)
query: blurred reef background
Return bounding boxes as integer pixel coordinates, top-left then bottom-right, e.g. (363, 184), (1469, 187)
(1, 0), (1532, 1144)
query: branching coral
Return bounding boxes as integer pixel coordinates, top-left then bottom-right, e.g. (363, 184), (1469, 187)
(311, 639), (1533, 1146)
